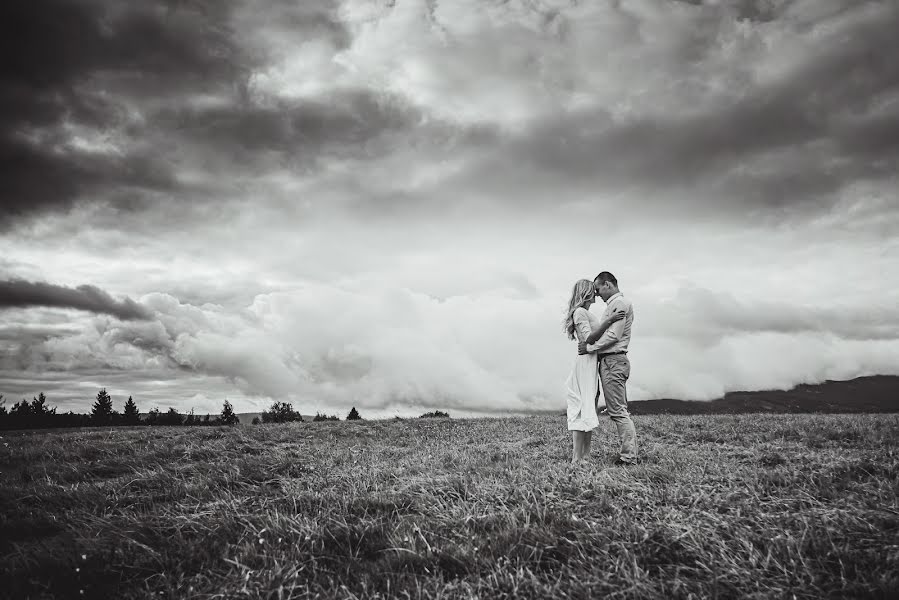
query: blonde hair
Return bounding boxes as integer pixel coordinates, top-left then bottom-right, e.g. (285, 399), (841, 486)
(563, 279), (594, 340)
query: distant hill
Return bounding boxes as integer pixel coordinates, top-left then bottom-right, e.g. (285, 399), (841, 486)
(630, 375), (899, 415)
(249, 377), (899, 420)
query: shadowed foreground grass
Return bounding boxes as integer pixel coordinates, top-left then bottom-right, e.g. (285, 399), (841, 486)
(1, 414), (897, 599)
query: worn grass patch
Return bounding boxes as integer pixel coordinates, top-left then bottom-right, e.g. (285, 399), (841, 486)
(1, 414), (897, 599)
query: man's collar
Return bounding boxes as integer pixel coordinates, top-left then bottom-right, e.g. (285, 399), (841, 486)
(605, 292), (622, 304)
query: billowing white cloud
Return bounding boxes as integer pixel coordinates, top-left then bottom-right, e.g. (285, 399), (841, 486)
(5, 263), (898, 416)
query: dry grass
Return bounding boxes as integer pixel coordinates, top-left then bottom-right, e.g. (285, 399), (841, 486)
(1, 414), (897, 599)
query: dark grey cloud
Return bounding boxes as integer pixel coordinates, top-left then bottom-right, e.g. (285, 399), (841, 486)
(0, 279), (152, 320)
(3, 138), (182, 221)
(157, 89), (420, 169)
(0, 0), (250, 225)
(0, 0), (421, 227)
(3, 0), (897, 235)
(0, 1), (242, 98)
(472, 2), (899, 215)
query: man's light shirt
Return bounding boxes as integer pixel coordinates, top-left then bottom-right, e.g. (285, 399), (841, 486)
(587, 292), (633, 354)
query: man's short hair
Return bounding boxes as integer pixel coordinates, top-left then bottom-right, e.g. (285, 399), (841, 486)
(594, 271), (618, 287)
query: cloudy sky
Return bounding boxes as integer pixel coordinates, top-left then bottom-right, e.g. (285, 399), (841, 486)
(1, 0), (898, 417)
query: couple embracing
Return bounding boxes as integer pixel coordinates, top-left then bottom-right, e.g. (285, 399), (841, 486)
(564, 271), (637, 465)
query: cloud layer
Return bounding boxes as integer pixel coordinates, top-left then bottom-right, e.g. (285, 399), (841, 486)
(4, 0), (898, 228)
(3, 276), (898, 415)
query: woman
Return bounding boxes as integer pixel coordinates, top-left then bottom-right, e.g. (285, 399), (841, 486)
(564, 279), (624, 463)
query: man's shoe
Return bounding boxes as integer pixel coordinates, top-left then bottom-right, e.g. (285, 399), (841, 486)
(614, 458), (637, 466)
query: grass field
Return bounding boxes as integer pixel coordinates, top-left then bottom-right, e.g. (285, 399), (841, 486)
(2, 414), (898, 599)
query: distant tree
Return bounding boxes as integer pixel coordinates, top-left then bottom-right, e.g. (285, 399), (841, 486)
(312, 412), (339, 422)
(185, 408), (196, 426)
(346, 407), (362, 421)
(262, 401), (303, 424)
(160, 407), (183, 426)
(146, 407), (161, 426)
(122, 396), (141, 426)
(2, 395), (62, 429)
(7, 398), (32, 429)
(11, 399), (31, 418)
(251, 416), (261, 425)
(419, 410), (450, 419)
(30, 393), (49, 415)
(28, 393), (56, 428)
(203, 414), (211, 425)
(91, 389), (114, 426)
(220, 401), (239, 426)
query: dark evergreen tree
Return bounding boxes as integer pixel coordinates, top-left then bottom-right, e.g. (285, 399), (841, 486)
(220, 400), (239, 426)
(8, 398), (32, 428)
(91, 389), (114, 425)
(9, 398), (31, 429)
(346, 406), (362, 420)
(29, 393), (56, 428)
(123, 396), (140, 425)
(11, 399), (31, 418)
(30, 393), (53, 415)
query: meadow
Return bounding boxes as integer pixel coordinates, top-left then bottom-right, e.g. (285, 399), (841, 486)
(2, 413), (897, 599)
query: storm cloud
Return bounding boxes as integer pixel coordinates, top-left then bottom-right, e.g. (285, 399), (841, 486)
(0, 0), (425, 227)
(0, 0), (249, 224)
(4, 0), (898, 225)
(0, 280), (152, 321)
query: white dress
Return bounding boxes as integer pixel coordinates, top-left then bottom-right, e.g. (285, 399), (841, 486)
(565, 307), (602, 432)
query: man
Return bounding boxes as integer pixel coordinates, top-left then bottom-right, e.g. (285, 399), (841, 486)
(577, 271), (637, 465)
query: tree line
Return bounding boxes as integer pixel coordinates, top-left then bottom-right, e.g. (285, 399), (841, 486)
(0, 390), (377, 430)
(0, 390), (240, 430)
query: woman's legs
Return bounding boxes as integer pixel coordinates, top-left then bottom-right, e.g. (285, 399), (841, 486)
(583, 430), (593, 457)
(571, 431), (585, 463)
